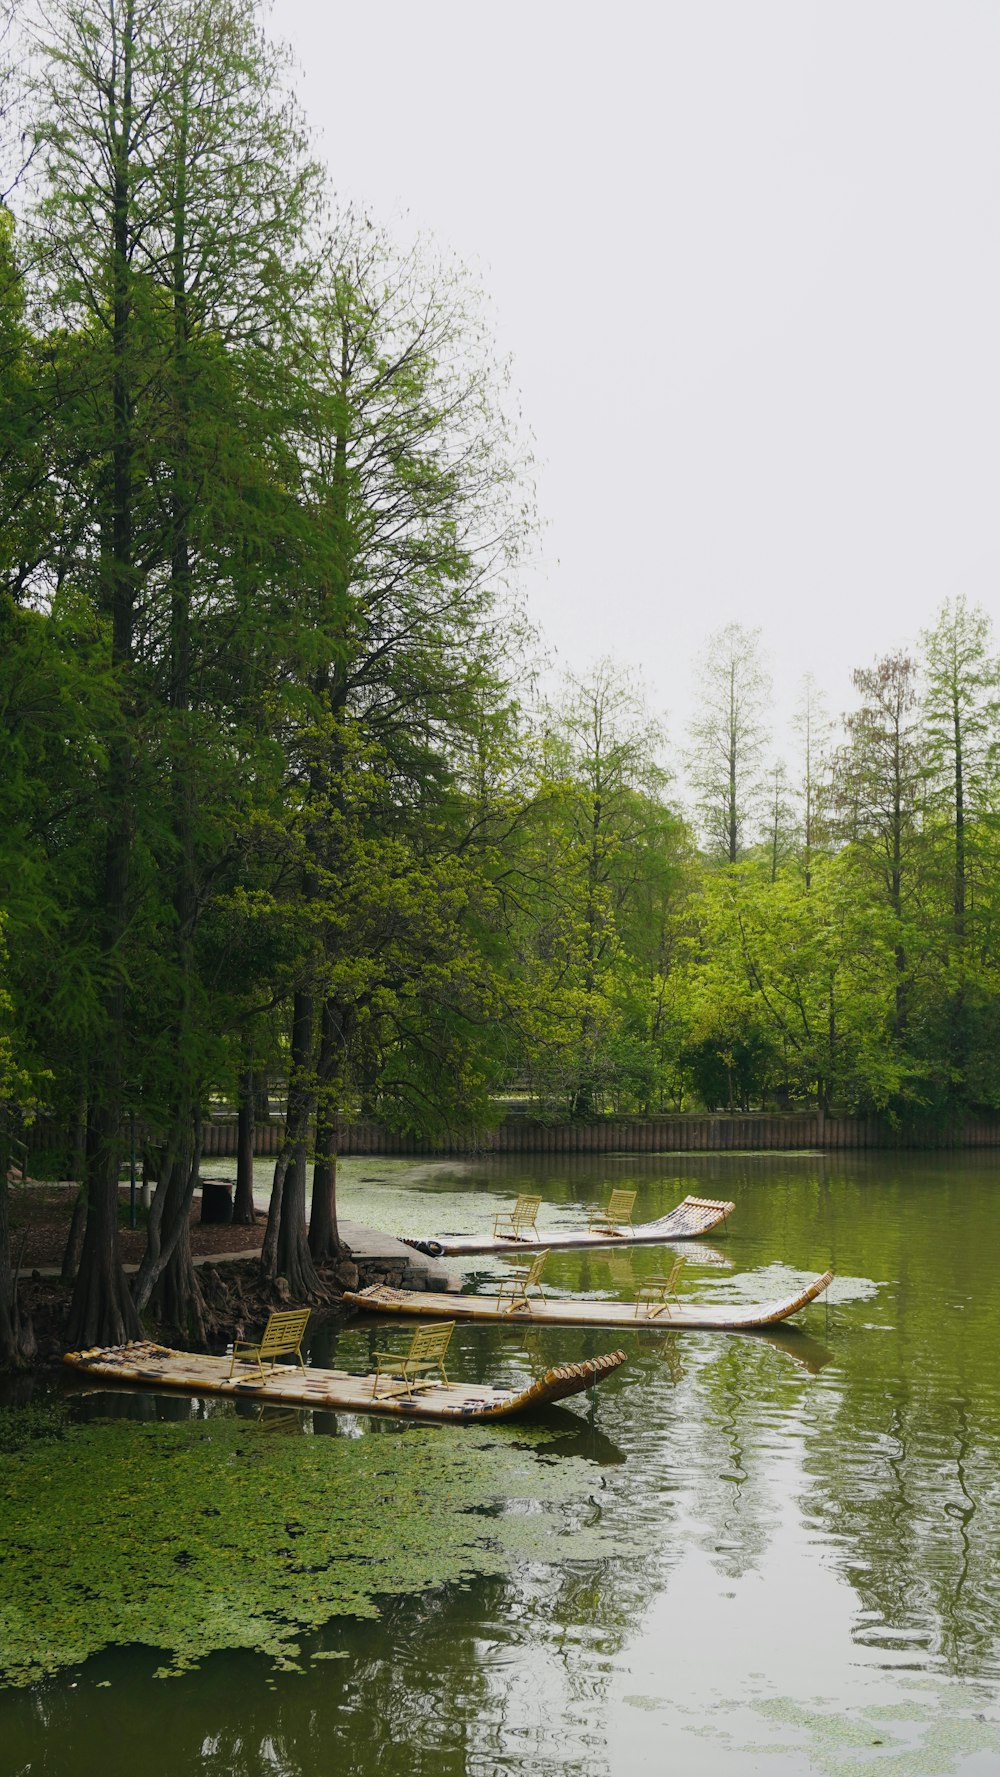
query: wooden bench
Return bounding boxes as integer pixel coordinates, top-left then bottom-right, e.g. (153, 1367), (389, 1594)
(634, 1256), (686, 1318)
(588, 1188), (637, 1236)
(492, 1194), (542, 1242)
(495, 1248), (549, 1314)
(372, 1321), (455, 1398)
(228, 1309), (310, 1381)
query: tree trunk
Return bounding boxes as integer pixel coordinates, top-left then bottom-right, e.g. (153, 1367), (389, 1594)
(309, 1000), (349, 1262)
(309, 1117), (341, 1263)
(150, 1208), (204, 1341)
(68, 1108), (140, 1349)
(66, 2), (140, 1353)
(951, 691), (967, 1085)
(148, 1120), (205, 1341)
(276, 1138), (324, 1300)
(61, 1089), (89, 1283)
(131, 1129), (178, 1312)
(234, 1065), (256, 1224)
(261, 1145), (290, 1278)
(0, 1117), (24, 1365)
(953, 691), (966, 942)
(890, 763), (908, 1042)
(67, 816), (140, 1348)
(133, 1107), (202, 1318)
(265, 989), (323, 1300)
(60, 1188), (87, 1286)
(894, 943), (909, 1042)
(253, 1071), (271, 1122)
(728, 669), (739, 863)
(132, 65), (207, 1335)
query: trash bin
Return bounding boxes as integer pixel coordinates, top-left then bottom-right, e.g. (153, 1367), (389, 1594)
(200, 1179), (234, 1225)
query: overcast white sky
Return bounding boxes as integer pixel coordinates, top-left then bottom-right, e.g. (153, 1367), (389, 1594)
(281, 0), (1000, 762)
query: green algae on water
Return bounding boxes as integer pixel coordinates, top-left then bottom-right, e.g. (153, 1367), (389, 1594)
(0, 1415), (615, 1687)
(0, 1397), (68, 1454)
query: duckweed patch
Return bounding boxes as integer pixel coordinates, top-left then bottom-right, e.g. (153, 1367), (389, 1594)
(0, 1397), (68, 1453)
(751, 1696), (1000, 1775)
(0, 1413), (614, 1687)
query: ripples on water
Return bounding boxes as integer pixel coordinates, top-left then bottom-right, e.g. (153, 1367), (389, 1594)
(4, 1151), (1000, 1775)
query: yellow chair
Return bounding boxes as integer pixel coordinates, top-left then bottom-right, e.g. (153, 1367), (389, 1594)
(495, 1248), (550, 1313)
(634, 1256), (686, 1319)
(492, 1194), (542, 1242)
(229, 1309), (310, 1380)
(373, 1321), (455, 1398)
(588, 1188), (637, 1236)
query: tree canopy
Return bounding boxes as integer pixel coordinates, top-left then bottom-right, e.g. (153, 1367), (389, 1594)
(4, 0), (1000, 1352)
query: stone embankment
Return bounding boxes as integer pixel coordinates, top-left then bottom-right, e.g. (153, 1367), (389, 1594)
(328, 1221), (456, 1294)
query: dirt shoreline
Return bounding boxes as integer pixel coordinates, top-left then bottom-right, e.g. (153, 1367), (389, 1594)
(5, 1183), (351, 1371)
(12, 1263), (353, 1374)
(9, 1183), (267, 1271)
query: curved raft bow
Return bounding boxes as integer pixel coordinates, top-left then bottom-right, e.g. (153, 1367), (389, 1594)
(62, 1342), (628, 1422)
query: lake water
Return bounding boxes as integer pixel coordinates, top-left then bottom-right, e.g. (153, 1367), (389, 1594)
(3, 1150), (1000, 1776)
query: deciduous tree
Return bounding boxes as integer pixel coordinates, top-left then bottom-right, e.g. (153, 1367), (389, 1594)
(687, 622), (771, 863)
(837, 652), (923, 1045)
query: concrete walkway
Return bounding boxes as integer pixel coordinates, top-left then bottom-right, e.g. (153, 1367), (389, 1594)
(11, 1173), (456, 1291)
(17, 1218), (456, 1291)
(336, 1220), (457, 1291)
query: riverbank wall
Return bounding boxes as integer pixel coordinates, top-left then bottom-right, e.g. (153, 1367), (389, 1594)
(192, 1110), (1000, 1157)
(25, 1110), (1000, 1161)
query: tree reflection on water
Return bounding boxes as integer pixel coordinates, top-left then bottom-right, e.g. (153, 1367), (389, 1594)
(4, 1152), (1000, 1772)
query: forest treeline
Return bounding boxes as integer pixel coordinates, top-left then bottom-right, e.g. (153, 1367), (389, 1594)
(2, 1), (1000, 1353)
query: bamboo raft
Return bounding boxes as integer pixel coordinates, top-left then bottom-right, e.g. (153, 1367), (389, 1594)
(406, 1194), (736, 1257)
(62, 1342), (627, 1422)
(345, 1270), (835, 1332)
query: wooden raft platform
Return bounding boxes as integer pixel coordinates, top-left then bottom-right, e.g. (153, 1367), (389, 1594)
(62, 1342), (627, 1422)
(346, 1270), (835, 1332)
(405, 1194), (735, 1258)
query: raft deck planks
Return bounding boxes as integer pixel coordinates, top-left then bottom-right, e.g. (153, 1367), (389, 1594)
(62, 1341), (627, 1421)
(405, 1193), (736, 1257)
(345, 1270), (835, 1332)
